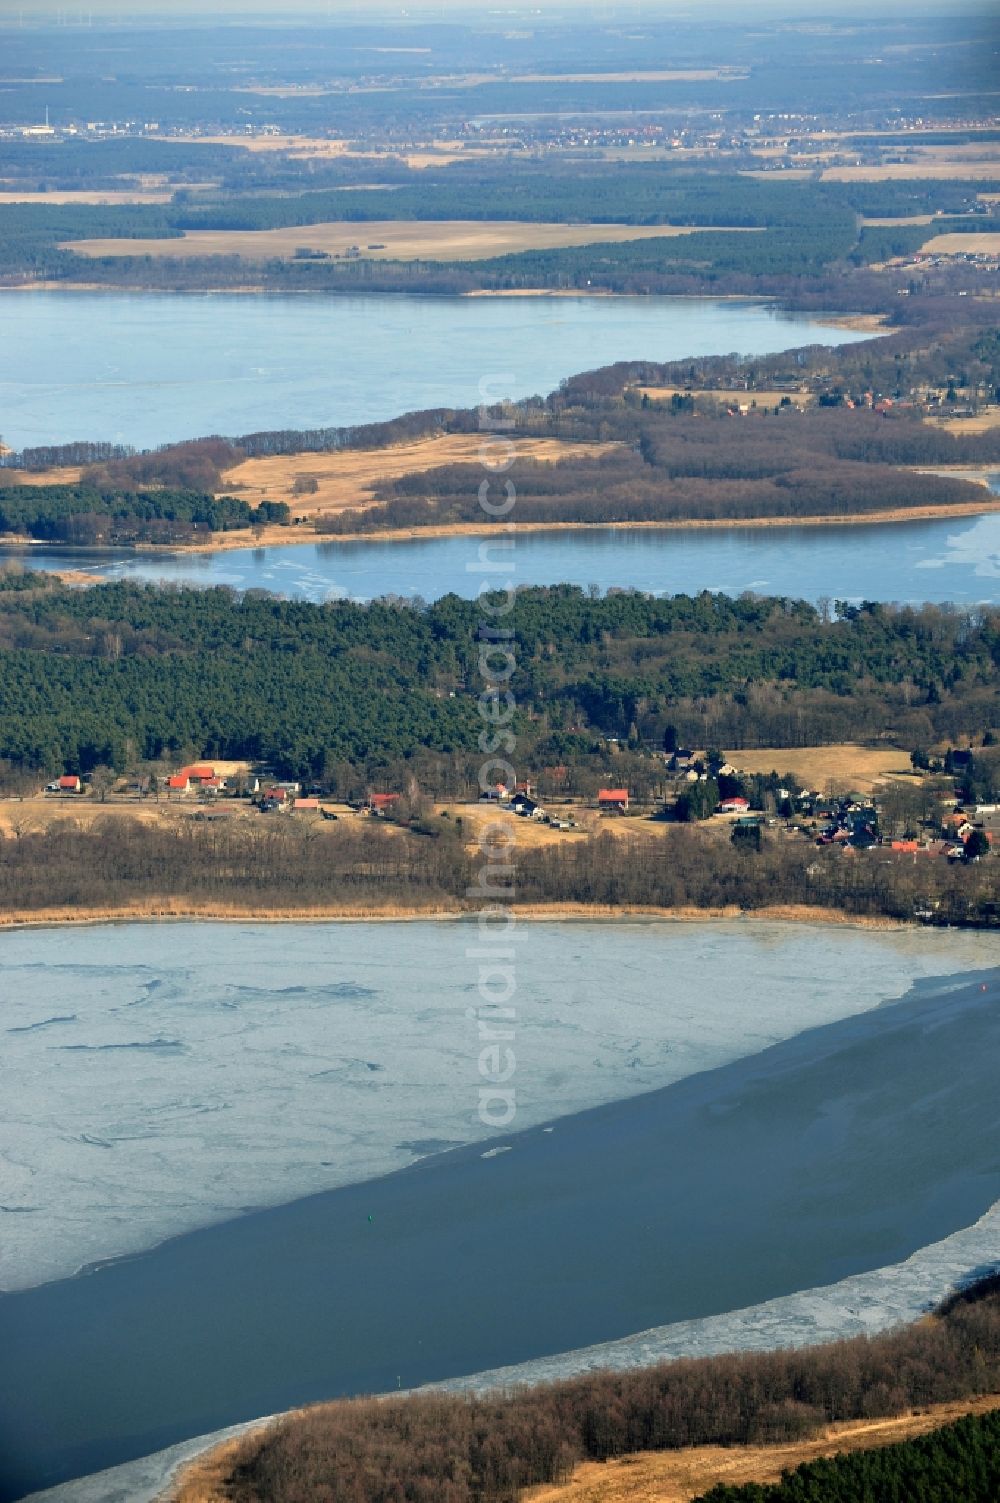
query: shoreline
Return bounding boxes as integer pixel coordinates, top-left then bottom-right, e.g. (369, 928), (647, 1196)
(169, 1392), (1000, 1503)
(0, 901), (915, 933)
(18, 495), (996, 565)
(0, 282), (889, 332)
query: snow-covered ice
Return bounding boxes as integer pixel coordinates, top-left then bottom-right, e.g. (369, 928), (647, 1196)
(1, 918), (995, 1292)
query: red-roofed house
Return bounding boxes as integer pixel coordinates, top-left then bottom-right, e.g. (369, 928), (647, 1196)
(293, 798), (321, 813)
(167, 774), (191, 796)
(718, 796), (751, 814)
(598, 788), (629, 812)
(58, 775), (82, 794)
(370, 792), (401, 814)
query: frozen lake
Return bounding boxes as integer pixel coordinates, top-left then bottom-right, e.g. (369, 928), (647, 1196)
(2, 919), (995, 1296)
(0, 924), (997, 1499)
(0, 291), (873, 451)
(13, 505), (1000, 609)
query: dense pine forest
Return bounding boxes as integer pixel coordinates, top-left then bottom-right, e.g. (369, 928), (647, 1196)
(0, 579), (997, 786)
(210, 1276), (1000, 1503)
(696, 1409), (1000, 1503)
(0, 485), (287, 544)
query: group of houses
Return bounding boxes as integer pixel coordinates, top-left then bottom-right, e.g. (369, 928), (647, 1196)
(480, 780), (631, 825)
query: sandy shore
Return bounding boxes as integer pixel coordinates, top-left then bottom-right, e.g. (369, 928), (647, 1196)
(0, 901), (911, 933)
(135, 493), (1000, 556)
(912, 464), (999, 487)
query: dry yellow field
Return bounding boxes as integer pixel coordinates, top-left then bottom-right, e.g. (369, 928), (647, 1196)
(63, 219), (748, 264)
(925, 407), (1000, 434)
(154, 132), (353, 156)
(522, 1396), (1000, 1503)
(152, 134), (524, 169)
(823, 162), (1000, 181)
(740, 169), (814, 181)
(0, 798), (163, 834)
(919, 232), (1000, 255)
(861, 213), (939, 226)
(2, 466), (84, 486)
(729, 744), (916, 793)
(0, 189), (189, 205)
(447, 801), (665, 850)
(222, 435), (622, 518)
(636, 386), (813, 408)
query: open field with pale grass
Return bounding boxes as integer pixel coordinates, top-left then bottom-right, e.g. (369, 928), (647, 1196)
(729, 744), (918, 793)
(222, 434), (621, 518)
(63, 218), (750, 263)
(920, 232), (1000, 255)
(822, 162), (1000, 181)
(521, 1396), (1000, 1503)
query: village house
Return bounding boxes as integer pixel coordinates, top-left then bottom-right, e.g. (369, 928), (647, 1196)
(943, 812), (974, 841)
(181, 765), (217, 786)
(717, 796), (751, 815)
(293, 797), (321, 814)
(370, 792), (401, 815)
(52, 774), (82, 794)
(166, 774), (191, 796)
(480, 783), (511, 803)
(598, 788), (629, 813)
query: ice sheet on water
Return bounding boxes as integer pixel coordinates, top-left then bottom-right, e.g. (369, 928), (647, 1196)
(0, 919), (994, 1292)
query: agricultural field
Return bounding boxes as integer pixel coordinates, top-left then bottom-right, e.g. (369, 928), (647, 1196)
(919, 231), (1000, 254)
(62, 219), (751, 263)
(729, 744), (919, 795)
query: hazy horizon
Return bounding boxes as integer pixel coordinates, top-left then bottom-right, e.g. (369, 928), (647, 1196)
(0, 0), (990, 21)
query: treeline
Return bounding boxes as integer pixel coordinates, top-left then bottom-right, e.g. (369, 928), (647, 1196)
(0, 440), (136, 472)
(335, 448), (981, 533)
(3, 157), (994, 292)
(0, 486), (287, 543)
(215, 1277), (1000, 1503)
(0, 805), (997, 928)
(0, 439), (291, 542)
(171, 174), (849, 232)
(0, 582), (997, 791)
(236, 407), (477, 460)
(319, 401), (997, 533)
(697, 1409), (1000, 1503)
(564, 312), (1000, 409)
(0, 137), (415, 195)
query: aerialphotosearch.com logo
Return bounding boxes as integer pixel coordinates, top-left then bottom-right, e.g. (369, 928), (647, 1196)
(467, 373), (520, 1132)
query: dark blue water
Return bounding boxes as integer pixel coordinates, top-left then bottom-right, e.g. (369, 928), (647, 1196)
(10, 506), (1000, 608)
(1, 968), (998, 1500)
